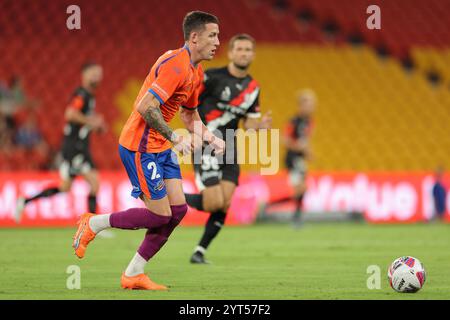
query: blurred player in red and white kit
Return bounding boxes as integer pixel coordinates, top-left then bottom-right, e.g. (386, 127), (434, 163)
(14, 62), (106, 222)
(259, 89), (315, 227)
(185, 34), (272, 264)
(283, 89), (316, 226)
(71, 11), (225, 290)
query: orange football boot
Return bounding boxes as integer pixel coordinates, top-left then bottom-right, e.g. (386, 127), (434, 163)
(72, 213), (96, 258)
(121, 273), (168, 291)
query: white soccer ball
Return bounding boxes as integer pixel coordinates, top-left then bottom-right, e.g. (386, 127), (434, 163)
(387, 256), (426, 293)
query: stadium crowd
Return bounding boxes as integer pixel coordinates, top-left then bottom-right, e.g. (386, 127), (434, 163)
(0, 76), (51, 170)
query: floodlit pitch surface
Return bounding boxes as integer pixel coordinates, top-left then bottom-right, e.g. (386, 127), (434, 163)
(0, 222), (449, 299)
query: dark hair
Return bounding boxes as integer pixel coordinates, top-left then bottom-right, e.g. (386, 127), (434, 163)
(229, 33), (255, 50)
(183, 11), (219, 41)
(81, 61), (98, 73)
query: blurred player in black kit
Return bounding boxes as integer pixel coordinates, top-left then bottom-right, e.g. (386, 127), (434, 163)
(261, 89), (316, 227)
(283, 89), (315, 225)
(185, 34), (272, 264)
(14, 62), (106, 223)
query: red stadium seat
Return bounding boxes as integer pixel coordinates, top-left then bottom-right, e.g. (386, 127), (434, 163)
(2, 0), (448, 171)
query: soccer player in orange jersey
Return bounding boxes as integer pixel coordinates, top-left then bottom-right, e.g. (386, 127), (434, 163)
(72, 11), (225, 290)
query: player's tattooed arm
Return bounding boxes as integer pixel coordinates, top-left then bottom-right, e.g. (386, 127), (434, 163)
(137, 91), (178, 143)
(143, 106), (175, 141)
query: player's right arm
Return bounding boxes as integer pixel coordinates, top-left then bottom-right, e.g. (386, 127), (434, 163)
(178, 67), (225, 155)
(136, 91), (191, 155)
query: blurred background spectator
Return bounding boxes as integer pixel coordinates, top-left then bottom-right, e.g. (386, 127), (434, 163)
(0, 75), (47, 170)
(432, 166), (447, 221)
(14, 113), (45, 150)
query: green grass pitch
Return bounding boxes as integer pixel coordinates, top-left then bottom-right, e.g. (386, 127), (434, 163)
(0, 222), (449, 299)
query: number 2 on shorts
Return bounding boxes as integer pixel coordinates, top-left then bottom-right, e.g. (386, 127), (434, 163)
(147, 161), (161, 180)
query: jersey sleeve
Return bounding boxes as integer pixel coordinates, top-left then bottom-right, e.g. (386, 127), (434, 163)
(245, 87), (261, 119)
(148, 58), (185, 105)
(284, 120), (296, 139)
(67, 94), (84, 111)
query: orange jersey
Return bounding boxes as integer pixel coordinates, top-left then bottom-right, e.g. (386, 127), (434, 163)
(119, 45), (204, 153)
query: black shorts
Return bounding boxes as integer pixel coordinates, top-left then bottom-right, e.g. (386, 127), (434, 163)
(193, 154), (240, 191)
(60, 145), (95, 179)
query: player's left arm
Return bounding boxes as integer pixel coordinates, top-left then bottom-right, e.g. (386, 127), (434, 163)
(244, 111), (272, 130)
(181, 69), (223, 144)
(180, 105), (224, 153)
(180, 67), (225, 154)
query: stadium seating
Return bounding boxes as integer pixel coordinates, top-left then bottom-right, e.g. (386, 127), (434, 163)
(199, 44), (450, 171)
(1, 0), (309, 171)
(411, 48), (450, 87)
(264, 0), (450, 82)
(1, 0), (448, 171)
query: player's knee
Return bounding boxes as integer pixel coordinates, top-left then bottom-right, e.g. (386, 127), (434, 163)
(89, 186), (99, 195)
(59, 182), (71, 192)
(170, 203), (188, 226)
(142, 196), (172, 217)
(204, 199), (224, 213)
(142, 208), (172, 228)
(154, 206), (172, 217)
(89, 181), (99, 194)
(202, 186), (224, 212)
(222, 198), (233, 212)
(294, 182), (306, 195)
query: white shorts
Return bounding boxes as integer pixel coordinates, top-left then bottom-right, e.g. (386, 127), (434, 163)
(288, 158), (307, 186)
